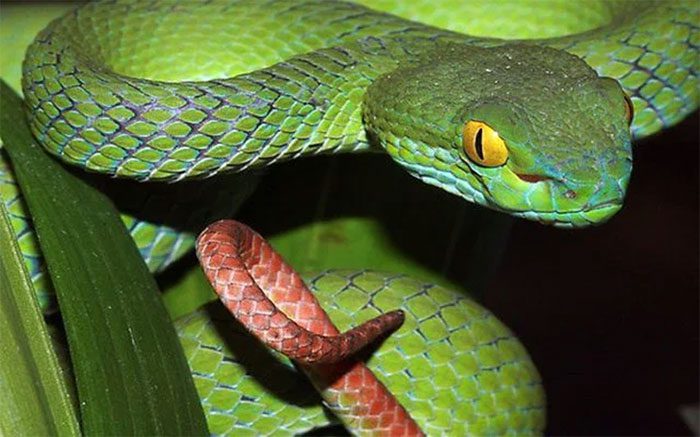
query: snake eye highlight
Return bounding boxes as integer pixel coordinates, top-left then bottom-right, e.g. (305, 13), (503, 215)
(623, 94), (634, 126)
(462, 121), (508, 167)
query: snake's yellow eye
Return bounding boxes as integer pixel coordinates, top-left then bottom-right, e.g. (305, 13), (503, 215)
(462, 121), (508, 167)
(623, 94), (634, 126)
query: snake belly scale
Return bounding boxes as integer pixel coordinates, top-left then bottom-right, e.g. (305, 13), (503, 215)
(1, 0), (698, 434)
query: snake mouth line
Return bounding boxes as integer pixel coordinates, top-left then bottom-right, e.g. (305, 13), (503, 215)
(511, 202), (623, 227)
(509, 202), (621, 215)
(581, 199), (622, 213)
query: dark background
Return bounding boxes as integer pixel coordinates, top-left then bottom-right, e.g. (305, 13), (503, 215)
(240, 113), (698, 435)
(488, 114), (699, 435)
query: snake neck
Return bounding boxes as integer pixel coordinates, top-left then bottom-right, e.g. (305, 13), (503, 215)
(220, 34), (462, 173)
(208, 40), (405, 175)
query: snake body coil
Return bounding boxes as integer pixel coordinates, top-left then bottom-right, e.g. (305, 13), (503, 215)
(21, 0), (697, 227)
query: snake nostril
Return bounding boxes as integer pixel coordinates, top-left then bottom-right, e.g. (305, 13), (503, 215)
(564, 189), (577, 199)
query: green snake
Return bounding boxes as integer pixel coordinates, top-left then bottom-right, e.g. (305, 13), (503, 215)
(0, 0), (697, 434)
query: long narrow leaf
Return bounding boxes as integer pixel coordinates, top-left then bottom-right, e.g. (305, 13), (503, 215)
(0, 198), (80, 436)
(0, 82), (207, 435)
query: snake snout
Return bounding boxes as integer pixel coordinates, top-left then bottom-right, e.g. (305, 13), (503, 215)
(553, 175), (628, 224)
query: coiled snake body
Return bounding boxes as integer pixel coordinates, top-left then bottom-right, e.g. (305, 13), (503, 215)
(1, 0), (698, 434)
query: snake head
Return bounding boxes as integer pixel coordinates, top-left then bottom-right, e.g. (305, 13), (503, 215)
(364, 43), (633, 228)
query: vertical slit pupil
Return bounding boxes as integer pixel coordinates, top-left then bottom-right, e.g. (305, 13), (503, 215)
(475, 128), (485, 160)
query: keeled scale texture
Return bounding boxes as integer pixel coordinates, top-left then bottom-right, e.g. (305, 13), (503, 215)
(177, 269), (545, 435)
(21, 1), (420, 182)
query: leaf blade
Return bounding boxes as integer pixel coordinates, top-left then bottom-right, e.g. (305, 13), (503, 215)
(0, 81), (208, 435)
(0, 198), (80, 436)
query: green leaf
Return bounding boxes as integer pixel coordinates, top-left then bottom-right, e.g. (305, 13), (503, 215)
(0, 197), (80, 436)
(0, 81), (208, 435)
